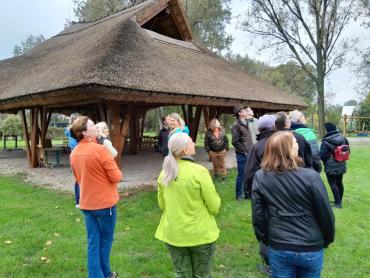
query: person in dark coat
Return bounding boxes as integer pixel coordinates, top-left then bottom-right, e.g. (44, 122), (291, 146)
(158, 115), (171, 157)
(252, 131), (335, 278)
(231, 104), (254, 200)
(320, 122), (349, 209)
(275, 112), (313, 169)
(204, 119), (229, 180)
(244, 114), (276, 277)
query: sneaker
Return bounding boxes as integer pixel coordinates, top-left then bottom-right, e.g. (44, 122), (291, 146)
(75, 204), (80, 208)
(236, 196), (243, 201)
(257, 264), (272, 277)
(109, 272), (118, 278)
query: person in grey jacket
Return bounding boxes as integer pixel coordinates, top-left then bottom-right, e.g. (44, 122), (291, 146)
(231, 104), (254, 200)
(252, 131), (335, 278)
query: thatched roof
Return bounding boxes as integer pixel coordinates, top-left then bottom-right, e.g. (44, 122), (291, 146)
(0, 0), (306, 112)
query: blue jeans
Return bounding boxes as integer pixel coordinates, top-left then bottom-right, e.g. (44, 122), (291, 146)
(74, 182), (80, 205)
(81, 206), (117, 278)
(269, 248), (324, 278)
(236, 153), (248, 198)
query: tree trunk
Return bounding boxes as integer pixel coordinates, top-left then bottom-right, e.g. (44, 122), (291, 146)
(316, 76), (326, 138)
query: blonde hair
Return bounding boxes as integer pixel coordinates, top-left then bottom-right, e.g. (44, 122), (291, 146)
(170, 113), (185, 128)
(261, 131), (303, 173)
(161, 132), (192, 186)
(96, 121), (108, 137)
(209, 118), (222, 131)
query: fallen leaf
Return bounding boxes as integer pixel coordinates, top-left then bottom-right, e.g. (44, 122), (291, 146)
(54, 206), (59, 209)
(46, 240), (52, 246)
(5, 240), (12, 244)
(46, 259), (51, 263)
(125, 227), (130, 231)
(75, 218), (81, 223)
(219, 264), (225, 269)
(43, 248), (48, 251)
(40, 256), (48, 261)
(54, 233), (60, 237)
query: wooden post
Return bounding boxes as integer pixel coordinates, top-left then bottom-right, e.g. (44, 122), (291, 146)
(190, 106), (202, 142)
(203, 107), (210, 130)
(343, 114), (347, 137)
(107, 103), (127, 167)
(140, 108), (146, 138)
(30, 107), (40, 168)
(20, 110), (31, 164)
(181, 105), (188, 124)
(129, 105), (138, 155)
(40, 107), (52, 148)
(98, 103), (107, 122)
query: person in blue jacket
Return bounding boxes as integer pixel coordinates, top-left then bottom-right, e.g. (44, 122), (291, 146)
(64, 113), (80, 207)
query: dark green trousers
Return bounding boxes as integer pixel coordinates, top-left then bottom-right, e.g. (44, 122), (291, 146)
(165, 242), (216, 278)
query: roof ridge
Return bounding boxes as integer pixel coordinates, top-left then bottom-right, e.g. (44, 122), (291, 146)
(55, 0), (154, 38)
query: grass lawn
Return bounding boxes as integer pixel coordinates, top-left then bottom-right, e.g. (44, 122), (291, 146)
(0, 146), (369, 277)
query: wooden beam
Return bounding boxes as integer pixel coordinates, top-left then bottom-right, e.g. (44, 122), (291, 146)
(20, 109), (31, 163)
(203, 107), (210, 130)
(181, 105), (188, 124)
(129, 105), (138, 155)
(107, 103), (125, 167)
(30, 107), (40, 168)
(190, 106), (202, 142)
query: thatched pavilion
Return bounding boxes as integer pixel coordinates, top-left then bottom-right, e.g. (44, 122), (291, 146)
(0, 0), (306, 168)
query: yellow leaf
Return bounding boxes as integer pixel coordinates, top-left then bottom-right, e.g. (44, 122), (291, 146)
(5, 240), (12, 244)
(75, 218), (81, 223)
(54, 233), (60, 237)
(46, 240), (52, 246)
(46, 259), (50, 263)
(54, 206), (59, 209)
(40, 256), (48, 261)
(125, 227), (130, 231)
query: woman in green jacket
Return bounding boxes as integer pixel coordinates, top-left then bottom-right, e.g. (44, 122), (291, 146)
(155, 132), (221, 278)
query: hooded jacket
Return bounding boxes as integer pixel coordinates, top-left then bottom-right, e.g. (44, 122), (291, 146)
(291, 122), (322, 172)
(320, 130), (349, 175)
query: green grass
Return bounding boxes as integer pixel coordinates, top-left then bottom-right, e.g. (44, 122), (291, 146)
(0, 146), (369, 277)
(0, 140), (65, 150)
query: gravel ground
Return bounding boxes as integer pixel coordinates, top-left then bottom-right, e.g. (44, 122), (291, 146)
(0, 147), (236, 192)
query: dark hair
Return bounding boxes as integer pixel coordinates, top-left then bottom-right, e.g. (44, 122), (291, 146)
(275, 112), (288, 130)
(71, 116), (89, 142)
(261, 131), (303, 173)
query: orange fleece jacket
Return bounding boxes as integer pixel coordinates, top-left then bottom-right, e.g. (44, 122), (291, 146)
(70, 138), (122, 210)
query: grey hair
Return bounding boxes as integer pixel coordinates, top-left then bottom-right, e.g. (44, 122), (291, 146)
(170, 113), (185, 128)
(161, 132), (191, 186)
(96, 121), (108, 137)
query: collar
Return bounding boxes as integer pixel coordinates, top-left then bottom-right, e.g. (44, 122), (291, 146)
(180, 156), (195, 162)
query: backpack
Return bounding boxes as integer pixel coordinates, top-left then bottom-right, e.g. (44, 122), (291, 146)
(333, 144), (350, 162)
(324, 140), (350, 162)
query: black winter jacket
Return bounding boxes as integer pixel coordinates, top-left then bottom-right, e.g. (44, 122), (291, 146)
(251, 168), (335, 252)
(204, 129), (229, 152)
(158, 127), (170, 156)
(320, 130), (349, 176)
(231, 119), (254, 154)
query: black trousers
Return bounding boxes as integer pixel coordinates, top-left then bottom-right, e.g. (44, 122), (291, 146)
(326, 174), (344, 205)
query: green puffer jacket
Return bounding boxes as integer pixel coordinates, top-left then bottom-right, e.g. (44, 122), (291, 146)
(155, 158), (221, 247)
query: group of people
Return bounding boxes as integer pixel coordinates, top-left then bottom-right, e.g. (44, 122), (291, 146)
(65, 105), (349, 278)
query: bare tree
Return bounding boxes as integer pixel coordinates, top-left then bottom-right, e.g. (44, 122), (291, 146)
(242, 0), (363, 136)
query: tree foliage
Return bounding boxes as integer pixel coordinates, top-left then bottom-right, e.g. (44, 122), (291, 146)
(0, 115), (23, 136)
(73, 0), (232, 53)
(182, 0), (232, 53)
(13, 34), (45, 56)
(356, 92), (370, 130)
(227, 54), (316, 104)
(241, 0), (362, 137)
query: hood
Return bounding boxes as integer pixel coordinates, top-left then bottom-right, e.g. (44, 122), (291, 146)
(323, 131), (346, 145)
(290, 122), (307, 130)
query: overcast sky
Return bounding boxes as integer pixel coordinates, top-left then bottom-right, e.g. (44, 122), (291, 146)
(0, 0), (368, 105)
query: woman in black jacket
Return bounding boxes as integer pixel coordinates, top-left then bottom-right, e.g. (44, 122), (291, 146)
(320, 122), (349, 209)
(252, 131), (335, 278)
(204, 119), (229, 180)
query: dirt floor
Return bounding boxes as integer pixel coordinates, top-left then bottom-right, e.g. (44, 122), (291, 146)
(0, 147), (237, 192)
